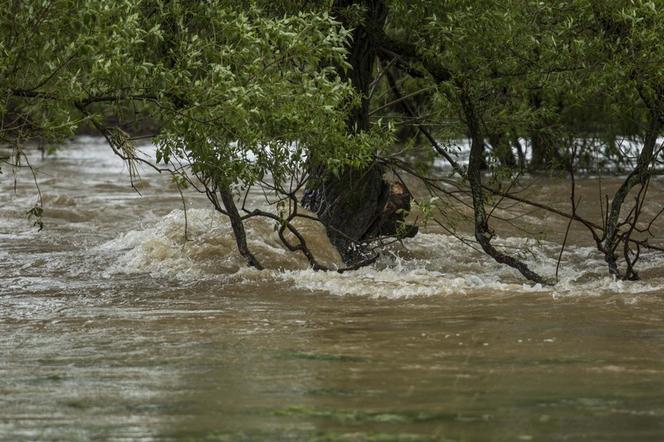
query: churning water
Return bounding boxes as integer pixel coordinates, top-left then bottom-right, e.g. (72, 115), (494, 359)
(2, 138), (664, 440)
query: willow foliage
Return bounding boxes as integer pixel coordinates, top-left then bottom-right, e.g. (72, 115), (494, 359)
(1, 1), (383, 185)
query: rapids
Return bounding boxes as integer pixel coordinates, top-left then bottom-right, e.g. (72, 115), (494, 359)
(2, 138), (664, 440)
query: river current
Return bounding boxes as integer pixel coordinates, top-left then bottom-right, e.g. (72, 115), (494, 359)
(2, 138), (664, 440)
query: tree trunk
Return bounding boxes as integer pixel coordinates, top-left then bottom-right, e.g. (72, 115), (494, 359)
(303, 0), (415, 264)
(335, 0), (386, 132)
(219, 188), (263, 270)
(461, 90), (547, 284)
(602, 113), (660, 279)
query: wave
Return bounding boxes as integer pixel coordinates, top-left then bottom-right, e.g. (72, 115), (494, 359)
(98, 209), (664, 299)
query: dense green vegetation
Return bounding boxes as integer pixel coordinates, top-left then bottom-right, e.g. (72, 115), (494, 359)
(2, 0), (663, 281)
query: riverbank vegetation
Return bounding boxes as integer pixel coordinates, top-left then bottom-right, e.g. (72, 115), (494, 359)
(2, 0), (663, 283)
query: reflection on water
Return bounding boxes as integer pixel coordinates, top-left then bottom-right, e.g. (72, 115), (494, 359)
(2, 138), (664, 440)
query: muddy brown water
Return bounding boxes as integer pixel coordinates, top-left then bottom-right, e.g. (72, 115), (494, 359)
(2, 138), (664, 441)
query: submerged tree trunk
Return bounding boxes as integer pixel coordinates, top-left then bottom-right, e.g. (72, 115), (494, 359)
(219, 188), (263, 270)
(460, 90), (548, 284)
(303, 0), (416, 264)
(601, 113), (660, 280)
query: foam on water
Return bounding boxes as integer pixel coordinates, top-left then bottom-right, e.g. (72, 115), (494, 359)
(98, 209), (664, 299)
(100, 209), (242, 278)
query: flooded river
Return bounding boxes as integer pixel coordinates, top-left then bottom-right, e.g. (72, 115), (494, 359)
(2, 138), (664, 441)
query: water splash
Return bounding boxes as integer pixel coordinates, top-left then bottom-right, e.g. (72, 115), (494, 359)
(98, 209), (664, 299)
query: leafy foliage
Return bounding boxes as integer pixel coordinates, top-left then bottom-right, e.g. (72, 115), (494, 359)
(1, 1), (383, 188)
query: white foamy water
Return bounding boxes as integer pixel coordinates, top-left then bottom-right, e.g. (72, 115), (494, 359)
(98, 208), (664, 299)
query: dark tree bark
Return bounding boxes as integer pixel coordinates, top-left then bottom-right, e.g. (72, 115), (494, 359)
(601, 112), (660, 280)
(219, 188), (263, 270)
(460, 89), (548, 284)
(335, 0), (386, 132)
(303, 0), (416, 263)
